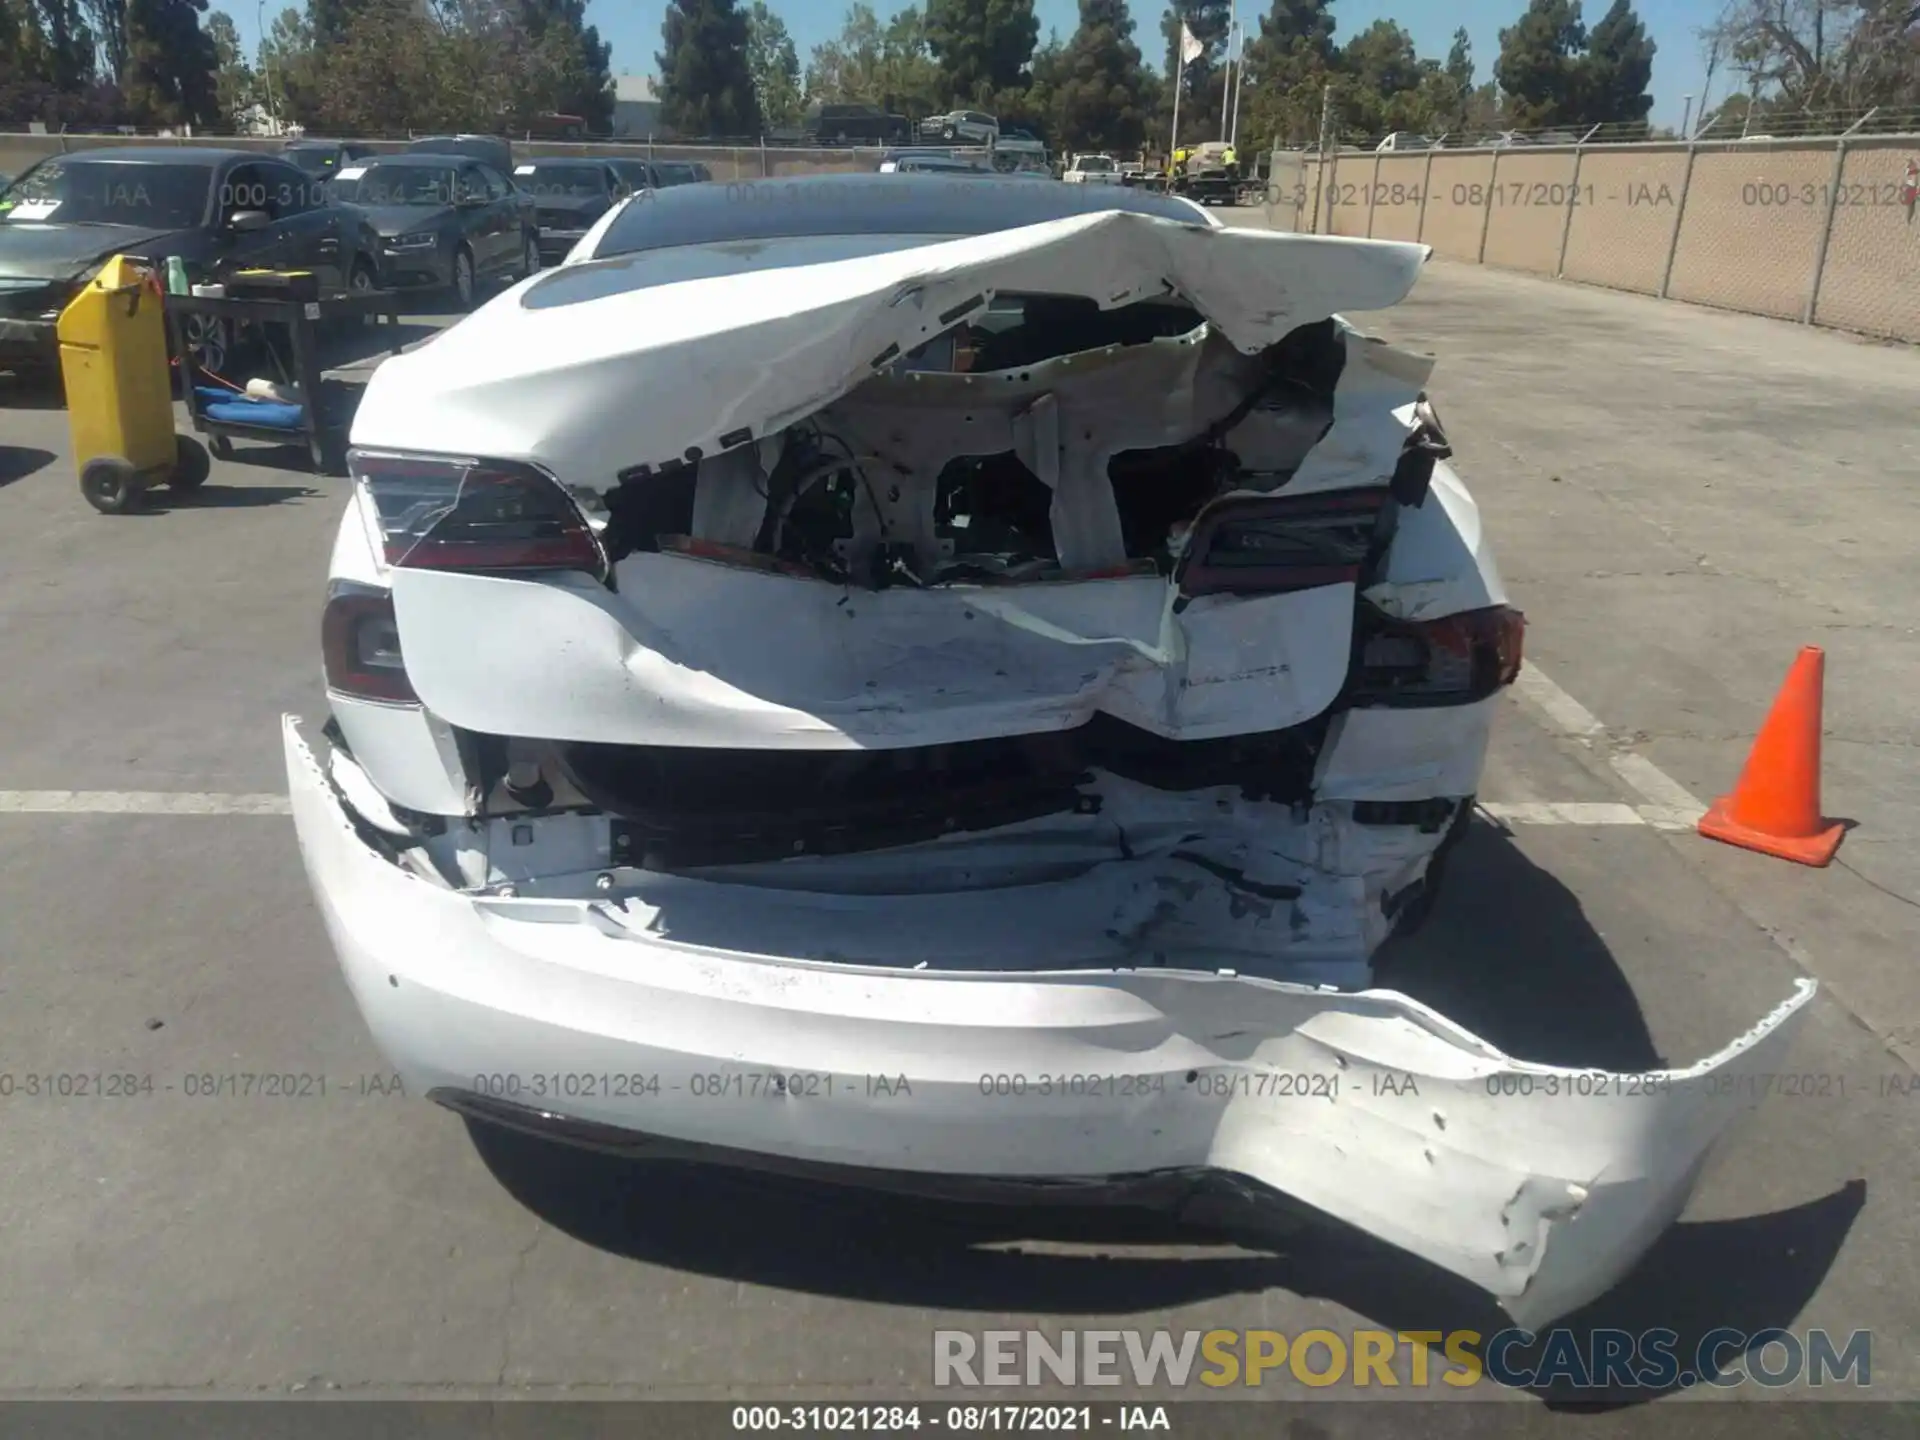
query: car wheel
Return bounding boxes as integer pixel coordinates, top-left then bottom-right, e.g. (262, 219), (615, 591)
(452, 246), (476, 310)
(184, 314), (230, 376)
(347, 257), (377, 323)
(80, 456), (145, 514)
(168, 434), (211, 491)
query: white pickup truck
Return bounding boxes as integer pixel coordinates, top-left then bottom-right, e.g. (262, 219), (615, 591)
(1062, 154), (1122, 185)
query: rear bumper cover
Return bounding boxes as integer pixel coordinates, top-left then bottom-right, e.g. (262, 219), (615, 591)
(286, 713), (1814, 1329)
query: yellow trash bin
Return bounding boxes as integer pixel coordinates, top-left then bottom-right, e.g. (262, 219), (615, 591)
(56, 254), (209, 513)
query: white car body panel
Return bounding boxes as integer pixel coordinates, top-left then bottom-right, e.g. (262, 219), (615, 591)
(347, 213), (1428, 489)
(356, 233), (1438, 751)
(285, 714), (1815, 1331)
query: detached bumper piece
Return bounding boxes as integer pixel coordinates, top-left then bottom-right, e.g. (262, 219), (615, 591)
(287, 714), (1816, 1330)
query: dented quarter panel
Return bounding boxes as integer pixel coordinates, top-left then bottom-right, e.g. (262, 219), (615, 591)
(1365, 461), (1508, 621)
(284, 714), (1818, 1330)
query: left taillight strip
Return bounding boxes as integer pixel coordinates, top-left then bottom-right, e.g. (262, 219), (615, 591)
(322, 580), (418, 705)
(347, 447), (607, 582)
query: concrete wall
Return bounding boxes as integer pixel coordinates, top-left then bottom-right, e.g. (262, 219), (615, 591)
(0, 132), (880, 184)
(1293, 135), (1920, 343)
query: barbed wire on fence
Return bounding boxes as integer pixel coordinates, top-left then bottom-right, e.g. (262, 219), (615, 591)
(1311, 105), (1920, 155)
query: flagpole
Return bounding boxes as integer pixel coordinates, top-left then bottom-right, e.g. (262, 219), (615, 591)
(1229, 21), (1245, 147)
(1220, 8), (1236, 141)
(1170, 51), (1184, 164)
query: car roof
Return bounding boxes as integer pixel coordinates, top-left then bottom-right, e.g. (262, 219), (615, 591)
(597, 173), (1211, 258)
(40, 147), (251, 166)
(354, 153), (466, 167)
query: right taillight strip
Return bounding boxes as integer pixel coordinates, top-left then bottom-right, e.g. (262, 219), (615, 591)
(1350, 604), (1526, 707)
(1180, 488), (1392, 598)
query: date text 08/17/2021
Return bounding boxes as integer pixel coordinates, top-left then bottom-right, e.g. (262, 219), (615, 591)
(730, 1405), (1171, 1433)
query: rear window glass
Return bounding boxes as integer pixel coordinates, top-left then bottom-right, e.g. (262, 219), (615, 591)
(593, 175), (1209, 259)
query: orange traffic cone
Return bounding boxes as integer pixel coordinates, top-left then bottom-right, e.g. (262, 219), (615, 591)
(1697, 646), (1844, 867)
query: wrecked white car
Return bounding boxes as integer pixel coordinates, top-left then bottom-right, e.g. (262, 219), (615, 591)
(286, 175), (1812, 1330)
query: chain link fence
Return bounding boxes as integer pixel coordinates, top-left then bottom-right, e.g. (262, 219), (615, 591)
(1267, 134), (1920, 344)
(0, 131), (894, 183)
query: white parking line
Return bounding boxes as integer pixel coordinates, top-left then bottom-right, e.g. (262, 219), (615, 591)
(1511, 661), (1709, 829)
(0, 666), (1701, 829)
(1479, 802), (1644, 826)
(0, 791), (292, 815)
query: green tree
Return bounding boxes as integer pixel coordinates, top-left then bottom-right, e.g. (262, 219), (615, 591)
(204, 7), (254, 124)
(747, 0), (803, 125)
(306, 0), (369, 46)
(28, 0), (96, 90)
(78, 0), (127, 82)
(1044, 0), (1154, 152)
(924, 0), (1038, 104)
(803, 4), (939, 114)
(1444, 25), (1472, 90)
(254, 4), (311, 123)
(1440, 24), (1475, 127)
(657, 0), (760, 136)
(1577, 0), (1654, 126)
(1494, 0), (1588, 128)
(123, 0), (219, 128)
(515, 0), (613, 131)
(1235, 0), (1335, 146)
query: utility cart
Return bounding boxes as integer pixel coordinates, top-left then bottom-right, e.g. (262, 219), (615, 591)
(165, 280), (408, 476)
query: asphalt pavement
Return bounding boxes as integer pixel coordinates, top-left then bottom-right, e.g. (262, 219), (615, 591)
(0, 236), (1915, 1427)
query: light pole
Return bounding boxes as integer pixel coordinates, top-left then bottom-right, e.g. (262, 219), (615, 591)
(257, 0), (281, 134)
(1680, 93), (1694, 139)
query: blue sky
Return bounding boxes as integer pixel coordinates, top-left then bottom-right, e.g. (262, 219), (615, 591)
(225, 0), (1725, 132)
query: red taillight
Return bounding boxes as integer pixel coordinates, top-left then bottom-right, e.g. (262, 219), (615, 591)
(349, 449), (605, 579)
(1354, 604), (1525, 703)
(322, 584), (418, 704)
(1180, 489), (1390, 598)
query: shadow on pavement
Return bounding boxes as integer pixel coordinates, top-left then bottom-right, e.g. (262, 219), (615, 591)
(0, 369), (65, 409)
(0, 446), (57, 485)
(135, 479), (322, 510)
(1374, 815), (1663, 1070)
(465, 822), (1860, 1376)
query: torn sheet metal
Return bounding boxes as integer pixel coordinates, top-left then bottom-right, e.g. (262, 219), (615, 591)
(284, 714), (1820, 1331)
(348, 212), (1429, 490)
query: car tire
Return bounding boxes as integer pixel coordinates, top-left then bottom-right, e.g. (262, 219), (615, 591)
(168, 434), (211, 491)
(80, 455), (144, 514)
(451, 246), (476, 311)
